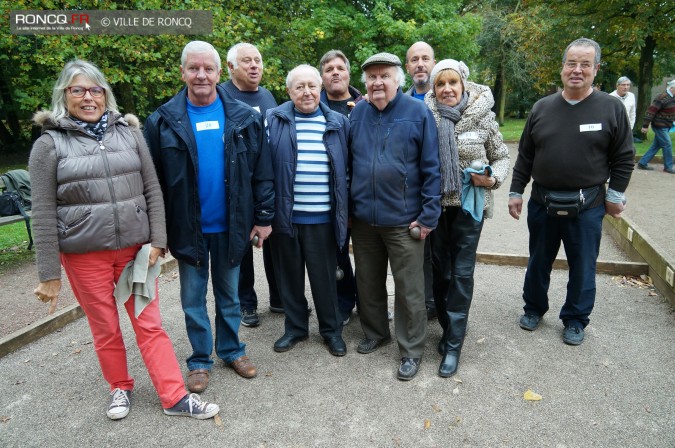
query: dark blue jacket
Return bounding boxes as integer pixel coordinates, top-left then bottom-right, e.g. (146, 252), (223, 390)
(266, 101), (350, 249)
(349, 89), (441, 228)
(144, 85), (274, 267)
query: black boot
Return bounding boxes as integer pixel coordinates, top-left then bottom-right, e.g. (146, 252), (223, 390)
(438, 309), (468, 377)
(438, 273), (472, 377)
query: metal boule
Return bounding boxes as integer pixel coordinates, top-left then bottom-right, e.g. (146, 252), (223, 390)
(336, 267), (344, 281)
(409, 227), (421, 239)
(470, 160), (484, 171)
(251, 235), (259, 246)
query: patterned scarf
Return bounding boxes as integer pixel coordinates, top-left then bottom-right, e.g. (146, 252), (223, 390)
(436, 92), (468, 194)
(71, 112), (109, 141)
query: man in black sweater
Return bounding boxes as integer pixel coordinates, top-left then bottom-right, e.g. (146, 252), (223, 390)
(508, 38), (634, 346)
(221, 43), (280, 328)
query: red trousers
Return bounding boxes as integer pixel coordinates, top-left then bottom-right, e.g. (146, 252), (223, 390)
(61, 245), (186, 408)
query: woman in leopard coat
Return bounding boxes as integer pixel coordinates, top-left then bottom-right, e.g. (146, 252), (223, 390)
(424, 59), (510, 378)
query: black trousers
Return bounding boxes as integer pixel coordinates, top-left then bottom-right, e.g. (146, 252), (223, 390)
(270, 223), (342, 338)
(238, 239), (283, 311)
(336, 229), (359, 314)
(431, 207), (484, 350)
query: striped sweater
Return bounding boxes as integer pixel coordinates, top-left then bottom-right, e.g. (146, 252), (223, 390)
(292, 109), (331, 224)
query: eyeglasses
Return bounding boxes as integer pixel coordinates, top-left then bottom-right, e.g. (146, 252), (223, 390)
(66, 86), (105, 98)
(563, 62), (594, 70)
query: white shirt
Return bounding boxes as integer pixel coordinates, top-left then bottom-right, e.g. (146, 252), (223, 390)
(609, 90), (636, 129)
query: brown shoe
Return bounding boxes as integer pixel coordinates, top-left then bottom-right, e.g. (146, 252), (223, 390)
(187, 368), (209, 393)
(229, 355), (257, 378)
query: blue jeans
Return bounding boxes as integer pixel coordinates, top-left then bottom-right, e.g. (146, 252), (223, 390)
(639, 127), (673, 170)
(522, 200), (605, 328)
(177, 232), (245, 370)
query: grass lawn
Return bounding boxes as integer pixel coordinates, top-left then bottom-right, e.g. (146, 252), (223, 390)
(0, 221), (34, 274)
(500, 119), (658, 157)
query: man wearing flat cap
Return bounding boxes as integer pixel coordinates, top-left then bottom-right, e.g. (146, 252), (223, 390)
(349, 52), (441, 380)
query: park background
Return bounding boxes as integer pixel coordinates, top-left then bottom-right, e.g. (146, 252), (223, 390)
(0, 0), (673, 267)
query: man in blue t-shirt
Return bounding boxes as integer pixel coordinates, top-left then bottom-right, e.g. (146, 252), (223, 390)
(145, 41), (274, 394)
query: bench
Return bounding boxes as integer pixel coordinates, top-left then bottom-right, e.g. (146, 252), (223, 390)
(0, 211), (31, 227)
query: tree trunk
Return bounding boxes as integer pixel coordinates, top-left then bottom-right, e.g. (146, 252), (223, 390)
(635, 35), (656, 135)
(498, 62), (506, 126)
(492, 64), (503, 117)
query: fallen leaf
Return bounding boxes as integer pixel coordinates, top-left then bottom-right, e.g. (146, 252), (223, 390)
(644, 406), (651, 413)
(648, 291), (657, 296)
(453, 377), (463, 384)
(449, 416), (462, 428)
(0, 415), (10, 423)
(13, 380), (25, 385)
(452, 387), (459, 395)
(23, 359), (30, 363)
(265, 372), (273, 377)
(431, 404), (441, 413)
(214, 414), (224, 427)
(524, 389), (542, 401)
(52, 352), (58, 356)
(477, 337), (486, 344)
(73, 348), (81, 354)
(602, 360), (610, 367)
(423, 419), (431, 430)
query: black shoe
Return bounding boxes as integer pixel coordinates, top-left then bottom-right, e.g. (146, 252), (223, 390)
(273, 334), (308, 352)
(397, 357), (421, 381)
(240, 309), (260, 327)
(438, 352), (459, 378)
(665, 168), (675, 174)
(519, 313), (542, 331)
(637, 163), (654, 171)
(562, 324), (585, 345)
(426, 306), (437, 321)
(357, 337), (392, 354)
(324, 336), (347, 356)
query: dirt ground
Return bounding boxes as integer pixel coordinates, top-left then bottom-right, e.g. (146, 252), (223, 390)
(0, 263), (77, 337)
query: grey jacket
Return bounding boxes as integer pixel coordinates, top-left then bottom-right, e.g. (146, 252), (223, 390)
(30, 111), (166, 281)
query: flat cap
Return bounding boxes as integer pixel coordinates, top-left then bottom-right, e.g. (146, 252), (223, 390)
(361, 52), (402, 70)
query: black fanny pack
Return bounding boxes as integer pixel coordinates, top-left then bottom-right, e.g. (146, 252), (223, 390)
(541, 185), (601, 218)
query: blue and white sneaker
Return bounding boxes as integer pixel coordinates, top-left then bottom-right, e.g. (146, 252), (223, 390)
(163, 393), (219, 420)
(107, 388), (131, 420)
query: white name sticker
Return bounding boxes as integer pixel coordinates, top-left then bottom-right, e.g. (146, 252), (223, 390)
(252, 106), (261, 113)
(579, 123), (602, 132)
(195, 121), (220, 131)
(458, 131), (479, 140)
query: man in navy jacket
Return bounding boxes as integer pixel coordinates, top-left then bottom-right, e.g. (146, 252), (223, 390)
(349, 52), (441, 381)
(145, 41), (274, 393)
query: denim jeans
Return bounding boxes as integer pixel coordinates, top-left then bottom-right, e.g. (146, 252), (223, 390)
(639, 127), (673, 170)
(178, 232), (245, 370)
(522, 200), (605, 328)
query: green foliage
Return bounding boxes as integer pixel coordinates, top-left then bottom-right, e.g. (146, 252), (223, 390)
(0, 0), (482, 149)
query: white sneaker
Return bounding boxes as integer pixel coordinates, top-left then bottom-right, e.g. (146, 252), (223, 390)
(163, 393), (220, 420)
(107, 388), (131, 420)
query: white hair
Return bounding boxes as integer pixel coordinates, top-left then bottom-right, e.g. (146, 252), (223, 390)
(286, 64), (322, 89)
(226, 43), (262, 77)
(181, 41), (221, 71)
